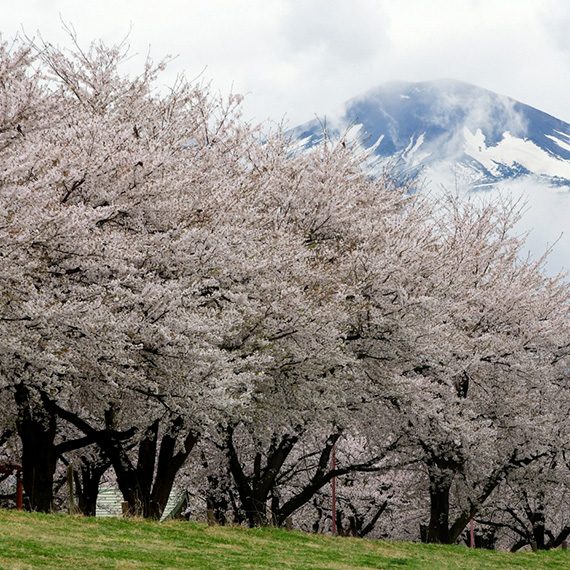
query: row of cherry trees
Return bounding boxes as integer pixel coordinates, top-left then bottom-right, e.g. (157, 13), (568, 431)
(1, 35), (569, 549)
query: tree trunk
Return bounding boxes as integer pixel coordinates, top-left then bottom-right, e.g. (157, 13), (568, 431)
(15, 384), (57, 513)
(273, 432), (341, 527)
(147, 418), (199, 519)
(101, 404), (146, 516)
(426, 470), (452, 544)
(107, 443), (145, 516)
(527, 491), (546, 550)
(73, 449), (111, 516)
(101, 414), (198, 519)
(136, 420), (159, 517)
(225, 428), (299, 527)
(75, 466), (101, 516)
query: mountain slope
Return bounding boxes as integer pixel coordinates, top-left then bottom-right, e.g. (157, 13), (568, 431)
(291, 79), (570, 188)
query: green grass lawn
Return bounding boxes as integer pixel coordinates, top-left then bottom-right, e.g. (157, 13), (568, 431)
(0, 510), (568, 569)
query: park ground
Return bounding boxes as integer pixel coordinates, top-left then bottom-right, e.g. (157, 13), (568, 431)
(0, 509), (568, 569)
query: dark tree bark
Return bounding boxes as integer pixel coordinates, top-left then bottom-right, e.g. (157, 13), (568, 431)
(205, 473), (229, 525)
(93, 409), (199, 518)
(527, 494), (546, 550)
(225, 427), (394, 528)
(147, 416), (199, 519)
(426, 468), (453, 543)
(72, 447), (112, 516)
(15, 383), (57, 512)
(486, 488), (570, 552)
(273, 432), (340, 526)
(345, 498), (389, 538)
(225, 426), (300, 527)
(14, 385), (99, 513)
(447, 450), (546, 544)
(42, 395), (198, 519)
(421, 448), (548, 545)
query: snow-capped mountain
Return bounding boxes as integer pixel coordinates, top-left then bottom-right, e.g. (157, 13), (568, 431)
(291, 79), (570, 188)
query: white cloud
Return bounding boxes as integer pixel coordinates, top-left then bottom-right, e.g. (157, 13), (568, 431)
(508, 181), (570, 277)
(2, 0), (569, 126)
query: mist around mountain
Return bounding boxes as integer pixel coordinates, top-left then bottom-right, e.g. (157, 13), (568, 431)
(291, 79), (570, 275)
(292, 79), (570, 186)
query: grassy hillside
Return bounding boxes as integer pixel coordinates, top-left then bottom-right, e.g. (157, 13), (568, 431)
(0, 510), (568, 569)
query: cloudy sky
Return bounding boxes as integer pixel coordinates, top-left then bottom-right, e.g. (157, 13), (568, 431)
(3, 0), (570, 127)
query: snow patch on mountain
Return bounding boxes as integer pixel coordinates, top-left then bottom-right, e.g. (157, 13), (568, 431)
(463, 128), (570, 179)
(546, 133), (570, 153)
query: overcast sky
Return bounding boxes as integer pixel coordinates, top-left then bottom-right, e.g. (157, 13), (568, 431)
(3, 0), (570, 127)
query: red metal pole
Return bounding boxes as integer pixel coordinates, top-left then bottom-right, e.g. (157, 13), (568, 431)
(16, 471), (24, 511)
(470, 517), (475, 548)
(331, 443), (337, 535)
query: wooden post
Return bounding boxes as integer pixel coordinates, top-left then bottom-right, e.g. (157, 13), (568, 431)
(121, 501), (130, 516)
(67, 464), (78, 515)
(470, 517), (475, 548)
(16, 470), (24, 511)
(331, 443), (337, 536)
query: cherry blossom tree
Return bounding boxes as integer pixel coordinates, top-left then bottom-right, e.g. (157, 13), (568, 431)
(353, 194), (570, 543)
(1, 31), (569, 539)
(1, 34), (262, 513)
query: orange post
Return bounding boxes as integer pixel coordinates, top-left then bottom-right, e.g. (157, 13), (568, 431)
(331, 443), (337, 535)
